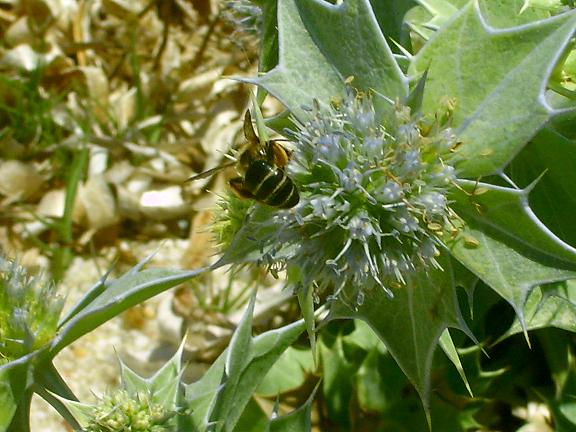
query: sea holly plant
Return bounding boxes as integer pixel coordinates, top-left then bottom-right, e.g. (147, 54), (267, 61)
(2, 0), (576, 431)
(213, 0), (576, 425)
(0, 256), (308, 431)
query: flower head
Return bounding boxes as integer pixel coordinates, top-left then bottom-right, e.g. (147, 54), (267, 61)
(0, 257), (64, 364)
(85, 390), (174, 432)
(217, 88), (459, 305)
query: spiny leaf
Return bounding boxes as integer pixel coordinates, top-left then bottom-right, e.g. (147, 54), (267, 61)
(497, 281), (576, 342)
(508, 127), (576, 246)
(51, 266), (206, 356)
(439, 329), (473, 397)
(244, 0), (342, 120)
(329, 254), (472, 415)
(184, 297), (306, 432)
(368, 0), (417, 53)
(266, 383), (318, 432)
(410, 2), (576, 177)
(448, 181), (576, 334)
(292, 0), (408, 120)
(247, 0), (407, 121)
(0, 360), (30, 432)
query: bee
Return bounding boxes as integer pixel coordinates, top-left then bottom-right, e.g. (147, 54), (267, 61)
(187, 111), (299, 209)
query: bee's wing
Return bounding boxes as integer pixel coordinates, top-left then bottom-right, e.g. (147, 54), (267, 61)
(243, 110), (260, 145)
(185, 161), (236, 182)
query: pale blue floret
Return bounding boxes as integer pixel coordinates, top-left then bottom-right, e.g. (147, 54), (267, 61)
(363, 136), (384, 159)
(418, 191), (447, 214)
(420, 238), (439, 259)
(401, 149), (422, 173)
(397, 123), (420, 144)
(355, 110), (375, 132)
(340, 166), (363, 192)
(391, 209), (420, 233)
(346, 213), (376, 241)
(317, 133), (343, 161)
(434, 165), (456, 184)
(310, 196), (334, 219)
(376, 180), (403, 203)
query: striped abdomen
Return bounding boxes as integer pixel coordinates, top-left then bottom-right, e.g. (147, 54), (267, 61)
(244, 160), (299, 208)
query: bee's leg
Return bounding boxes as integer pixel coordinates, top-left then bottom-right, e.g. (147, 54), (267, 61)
(266, 141), (291, 169)
(229, 177), (256, 200)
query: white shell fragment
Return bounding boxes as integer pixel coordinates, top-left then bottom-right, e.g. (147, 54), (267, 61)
(78, 175), (119, 230)
(4, 16), (36, 47)
(139, 185), (190, 220)
(0, 44), (62, 71)
(37, 189), (66, 218)
(0, 160), (43, 203)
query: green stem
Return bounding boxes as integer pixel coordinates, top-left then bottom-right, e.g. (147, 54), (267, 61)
(549, 81), (576, 100)
(7, 390), (32, 432)
(52, 146), (89, 282)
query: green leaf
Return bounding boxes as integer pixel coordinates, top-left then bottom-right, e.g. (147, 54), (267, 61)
(184, 301), (306, 432)
(497, 281), (576, 341)
(51, 264), (206, 356)
(249, 0), (407, 121)
(439, 329), (473, 397)
(410, 2), (576, 177)
(329, 254), (472, 415)
(259, 0), (280, 73)
(296, 285), (316, 362)
(551, 399), (576, 432)
(293, 0), (408, 119)
(479, 0), (552, 27)
(182, 354), (226, 431)
(246, 0), (342, 120)
(356, 348), (388, 412)
(58, 268), (111, 328)
(544, 336), (576, 429)
(256, 347), (314, 397)
(148, 340), (184, 409)
(119, 339), (185, 410)
(448, 181), (576, 329)
(266, 384), (318, 432)
(233, 398), (269, 432)
(51, 397), (93, 429)
(415, 0), (460, 31)
(318, 332), (359, 428)
(118, 364), (148, 398)
(538, 327), (575, 397)
(369, 0), (417, 53)
(0, 360), (29, 432)
(507, 127), (576, 246)
(1, 353), (49, 432)
(33, 361), (78, 414)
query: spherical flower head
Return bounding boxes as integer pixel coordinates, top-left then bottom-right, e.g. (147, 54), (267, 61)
(86, 390), (174, 432)
(0, 257), (64, 364)
(218, 88), (459, 306)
